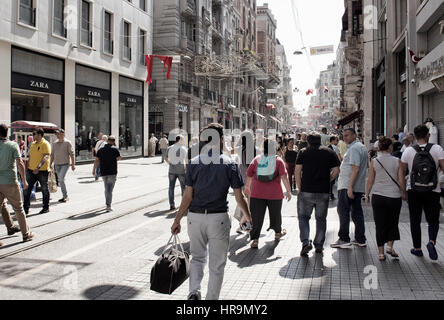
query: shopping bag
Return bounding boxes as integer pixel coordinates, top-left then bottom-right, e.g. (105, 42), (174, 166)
(49, 172), (58, 193)
(150, 234), (190, 295)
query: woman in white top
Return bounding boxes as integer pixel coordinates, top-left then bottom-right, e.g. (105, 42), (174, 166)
(365, 137), (403, 261)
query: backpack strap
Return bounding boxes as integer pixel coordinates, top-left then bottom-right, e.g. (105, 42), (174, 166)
(413, 145), (422, 153)
(425, 143), (433, 153)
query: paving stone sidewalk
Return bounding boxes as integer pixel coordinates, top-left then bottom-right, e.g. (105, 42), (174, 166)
(96, 196), (444, 301)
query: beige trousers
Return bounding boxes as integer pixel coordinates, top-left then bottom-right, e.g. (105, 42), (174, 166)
(0, 184), (30, 237)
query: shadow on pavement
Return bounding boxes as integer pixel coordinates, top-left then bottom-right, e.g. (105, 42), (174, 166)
(228, 234), (282, 268)
(279, 253), (331, 280)
(67, 209), (108, 220)
(83, 284), (140, 300)
(144, 210), (177, 219)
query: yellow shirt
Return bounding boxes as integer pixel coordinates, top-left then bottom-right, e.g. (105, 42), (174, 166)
(29, 139), (51, 171)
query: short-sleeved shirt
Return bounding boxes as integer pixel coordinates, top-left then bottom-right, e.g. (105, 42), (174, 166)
(29, 139), (51, 171)
(297, 146), (341, 194)
(284, 150), (298, 164)
(321, 134), (330, 146)
(96, 144), (121, 176)
(337, 140), (369, 193)
(0, 140), (21, 185)
(186, 151), (244, 213)
(247, 155), (287, 200)
(168, 144), (188, 175)
(159, 138), (169, 150)
(401, 144), (444, 193)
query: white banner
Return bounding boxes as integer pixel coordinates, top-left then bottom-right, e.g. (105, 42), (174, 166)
(310, 45), (334, 56)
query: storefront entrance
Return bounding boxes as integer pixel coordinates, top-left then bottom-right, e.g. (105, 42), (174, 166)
(119, 77), (144, 158)
(11, 90), (62, 126)
(75, 65), (111, 162)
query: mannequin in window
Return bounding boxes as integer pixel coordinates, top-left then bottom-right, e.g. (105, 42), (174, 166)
(425, 118), (438, 145)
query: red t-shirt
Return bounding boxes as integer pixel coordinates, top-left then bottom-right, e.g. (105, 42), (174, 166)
(247, 155), (287, 200)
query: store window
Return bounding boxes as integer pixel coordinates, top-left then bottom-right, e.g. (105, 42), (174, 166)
(75, 65), (111, 162)
(11, 48), (64, 127)
(119, 76), (144, 157)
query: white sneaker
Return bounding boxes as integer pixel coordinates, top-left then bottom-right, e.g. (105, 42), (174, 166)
(330, 239), (352, 249)
(106, 207), (113, 212)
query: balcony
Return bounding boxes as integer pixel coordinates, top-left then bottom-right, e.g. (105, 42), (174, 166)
(179, 81), (192, 94)
(212, 19), (223, 39)
(225, 30), (233, 44)
(204, 89), (217, 103)
(202, 8), (211, 26)
(180, 0), (196, 17)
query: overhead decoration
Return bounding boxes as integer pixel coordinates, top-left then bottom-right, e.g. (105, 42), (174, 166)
(306, 89), (314, 96)
(145, 54), (173, 85)
(323, 86), (329, 93)
(266, 104), (276, 111)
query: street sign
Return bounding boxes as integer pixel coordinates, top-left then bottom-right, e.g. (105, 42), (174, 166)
(310, 45), (334, 56)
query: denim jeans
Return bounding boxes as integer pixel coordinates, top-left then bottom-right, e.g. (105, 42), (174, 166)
(102, 175), (117, 207)
(55, 164), (70, 198)
(337, 189), (366, 243)
(161, 149), (168, 163)
(297, 192), (330, 248)
(23, 170), (50, 211)
(169, 173), (185, 207)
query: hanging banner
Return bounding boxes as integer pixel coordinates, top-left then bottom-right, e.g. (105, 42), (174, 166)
(310, 45), (334, 56)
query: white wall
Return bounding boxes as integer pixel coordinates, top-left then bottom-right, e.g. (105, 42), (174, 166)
(0, 42), (11, 125)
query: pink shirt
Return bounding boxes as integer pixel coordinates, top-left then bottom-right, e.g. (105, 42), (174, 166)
(247, 156), (287, 200)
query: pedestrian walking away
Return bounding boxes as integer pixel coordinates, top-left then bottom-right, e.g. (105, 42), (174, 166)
(171, 123), (252, 301)
(50, 129), (76, 203)
(159, 135), (170, 164)
(245, 139), (292, 249)
(165, 135), (188, 211)
(331, 128), (369, 249)
(93, 136), (122, 212)
(23, 128), (52, 215)
(284, 138), (298, 193)
(94, 134), (108, 181)
(296, 133), (340, 257)
(365, 137), (403, 261)
(0, 123), (34, 244)
(399, 124), (444, 261)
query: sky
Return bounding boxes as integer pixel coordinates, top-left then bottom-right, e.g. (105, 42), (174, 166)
(257, 0), (345, 114)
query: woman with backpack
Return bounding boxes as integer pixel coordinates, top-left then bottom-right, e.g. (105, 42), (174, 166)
(365, 137), (403, 261)
(245, 139), (292, 249)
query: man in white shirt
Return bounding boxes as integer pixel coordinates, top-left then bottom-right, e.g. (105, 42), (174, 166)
(399, 124), (444, 261)
(94, 135), (108, 181)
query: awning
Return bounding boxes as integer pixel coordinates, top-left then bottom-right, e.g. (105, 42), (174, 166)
(10, 121), (60, 133)
(337, 110), (363, 127)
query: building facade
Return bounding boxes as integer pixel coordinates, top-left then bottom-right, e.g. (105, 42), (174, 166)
(0, 0), (152, 161)
(151, 0), (264, 141)
(366, 0), (444, 145)
(256, 3), (280, 133)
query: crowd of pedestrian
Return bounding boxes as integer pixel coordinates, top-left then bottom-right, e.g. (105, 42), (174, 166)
(1, 119), (443, 302)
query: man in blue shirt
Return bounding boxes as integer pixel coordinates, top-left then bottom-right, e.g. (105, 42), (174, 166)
(331, 128), (369, 249)
(171, 123), (252, 301)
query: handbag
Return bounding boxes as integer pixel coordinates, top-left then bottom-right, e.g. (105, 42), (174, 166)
(150, 234), (190, 295)
(49, 171), (58, 193)
(375, 158), (401, 189)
